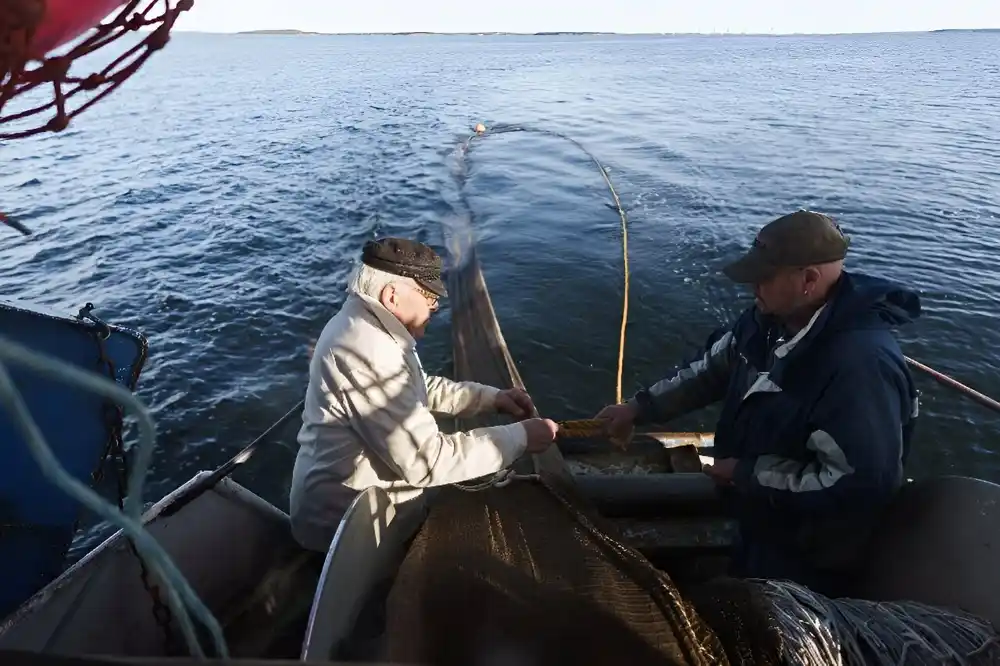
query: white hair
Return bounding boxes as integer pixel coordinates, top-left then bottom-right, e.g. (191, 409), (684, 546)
(346, 262), (414, 300)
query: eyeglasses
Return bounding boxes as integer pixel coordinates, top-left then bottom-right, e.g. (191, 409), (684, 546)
(412, 284), (439, 309)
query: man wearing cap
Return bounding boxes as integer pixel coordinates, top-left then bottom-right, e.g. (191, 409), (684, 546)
(289, 237), (559, 552)
(596, 210), (921, 594)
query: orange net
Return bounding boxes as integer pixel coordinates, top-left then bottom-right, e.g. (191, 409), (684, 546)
(0, 0), (193, 141)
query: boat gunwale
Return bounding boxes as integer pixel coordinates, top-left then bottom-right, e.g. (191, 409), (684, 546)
(0, 475), (287, 633)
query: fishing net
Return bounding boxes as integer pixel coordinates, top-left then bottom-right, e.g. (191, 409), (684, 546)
(681, 575), (785, 664)
(0, 0), (192, 141)
(383, 474), (729, 666)
(382, 471), (1000, 666)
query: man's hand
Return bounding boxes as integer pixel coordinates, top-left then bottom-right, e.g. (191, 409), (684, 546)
(703, 457), (738, 486)
(495, 387), (536, 419)
(594, 402), (639, 449)
(521, 418), (559, 453)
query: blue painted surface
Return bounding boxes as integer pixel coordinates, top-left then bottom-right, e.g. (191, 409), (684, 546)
(0, 302), (147, 619)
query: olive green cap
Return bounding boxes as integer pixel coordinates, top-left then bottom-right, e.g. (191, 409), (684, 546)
(722, 210), (850, 284)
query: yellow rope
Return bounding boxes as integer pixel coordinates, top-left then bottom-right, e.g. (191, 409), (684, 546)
(601, 166), (629, 405)
(469, 123), (631, 406)
(466, 123), (1000, 442)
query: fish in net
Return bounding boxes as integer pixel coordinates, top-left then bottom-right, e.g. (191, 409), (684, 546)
(1, 1), (192, 141)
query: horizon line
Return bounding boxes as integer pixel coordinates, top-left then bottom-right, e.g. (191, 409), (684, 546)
(172, 27), (998, 37)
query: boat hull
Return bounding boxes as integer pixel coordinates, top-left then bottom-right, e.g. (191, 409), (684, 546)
(0, 473), (313, 657)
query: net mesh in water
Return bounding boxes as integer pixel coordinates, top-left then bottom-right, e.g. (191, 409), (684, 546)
(383, 475), (729, 666)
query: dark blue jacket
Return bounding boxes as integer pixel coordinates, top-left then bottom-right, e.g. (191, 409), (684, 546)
(632, 271), (920, 594)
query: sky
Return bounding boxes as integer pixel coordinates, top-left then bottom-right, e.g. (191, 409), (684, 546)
(174, 1), (999, 35)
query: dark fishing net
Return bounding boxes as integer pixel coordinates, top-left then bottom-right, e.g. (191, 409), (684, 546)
(682, 575), (785, 664)
(383, 474), (729, 666)
(381, 472), (1000, 666)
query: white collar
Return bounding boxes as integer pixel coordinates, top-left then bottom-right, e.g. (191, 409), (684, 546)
(774, 304), (827, 359)
(350, 292), (416, 352)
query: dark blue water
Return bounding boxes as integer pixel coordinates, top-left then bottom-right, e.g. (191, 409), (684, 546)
(2, 32), (999, 554)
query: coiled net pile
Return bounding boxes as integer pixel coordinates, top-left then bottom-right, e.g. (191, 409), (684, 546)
(382, 474), (999, 666)
(755, 579), (1000, 665)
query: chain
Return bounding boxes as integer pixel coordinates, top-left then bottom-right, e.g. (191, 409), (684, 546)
(77, 303), (182, 656)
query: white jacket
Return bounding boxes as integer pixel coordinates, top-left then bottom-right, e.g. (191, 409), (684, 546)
(289, 292), (528, 552)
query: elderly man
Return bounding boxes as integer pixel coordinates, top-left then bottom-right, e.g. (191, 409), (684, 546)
(291, 237), (559, 552)
(596, 210), (921, 594)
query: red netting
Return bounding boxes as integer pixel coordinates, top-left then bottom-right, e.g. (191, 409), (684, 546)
(0, 0), (193, 141)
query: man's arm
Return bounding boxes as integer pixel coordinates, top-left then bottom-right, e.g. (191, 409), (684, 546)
(630, 327), (736, 425)
(332, 354), (525, 488)
(731, 352), (908, 516)
(424, 375), (500, 418)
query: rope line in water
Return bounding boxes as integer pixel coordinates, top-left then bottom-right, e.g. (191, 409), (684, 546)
(465, 123), (631, 406)
(466, 125), (1000, 424)
(457, 122), (1000, 454)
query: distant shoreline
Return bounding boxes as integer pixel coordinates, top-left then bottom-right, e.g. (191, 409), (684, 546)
(929, 28), (1000, 33)
(216, 28), (1000, 37)
(233, 30), (616, 36)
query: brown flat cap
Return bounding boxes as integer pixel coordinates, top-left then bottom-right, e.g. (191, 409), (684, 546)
(722, 210), (850, 284)
(362, 237), (448, 297)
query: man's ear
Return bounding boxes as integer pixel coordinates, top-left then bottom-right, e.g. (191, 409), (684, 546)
(379, 283), (396, 310)
(802, 266), (822, 288)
